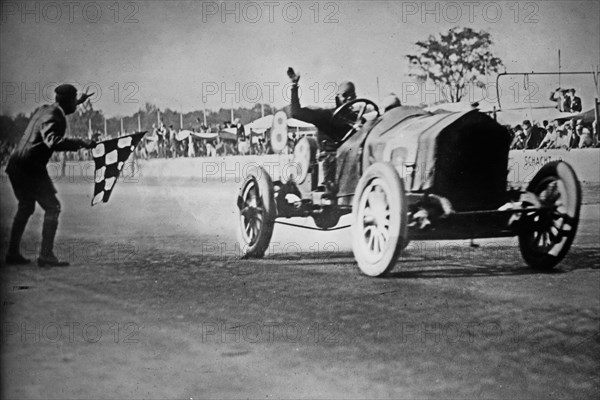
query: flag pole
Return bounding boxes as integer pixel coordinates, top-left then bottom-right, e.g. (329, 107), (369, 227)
(120, 118), (124, 136)
(203, 102), (207, 126)
(137, 113), (141, 132)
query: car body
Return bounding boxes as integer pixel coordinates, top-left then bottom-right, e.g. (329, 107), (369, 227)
(237, 99), (582, 276)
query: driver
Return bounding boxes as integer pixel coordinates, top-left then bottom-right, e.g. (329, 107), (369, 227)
(288, 67), (356, 199)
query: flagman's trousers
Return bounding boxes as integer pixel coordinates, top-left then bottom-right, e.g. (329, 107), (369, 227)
(7, 170), (61, 258)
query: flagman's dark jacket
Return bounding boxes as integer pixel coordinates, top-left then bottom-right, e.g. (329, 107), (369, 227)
(6, 103), (87, 191)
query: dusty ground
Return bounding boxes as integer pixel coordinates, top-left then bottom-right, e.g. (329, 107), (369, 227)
(0, 177), (599, 399)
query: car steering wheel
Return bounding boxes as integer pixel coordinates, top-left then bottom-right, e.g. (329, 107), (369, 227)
(331, 99), (380, 143)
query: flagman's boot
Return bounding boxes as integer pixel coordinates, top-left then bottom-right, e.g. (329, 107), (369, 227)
(37, 254), (70, 268)
(6, 201), (35, 265)
(38, 210), (69, 268)
(5, 254), (31, 265)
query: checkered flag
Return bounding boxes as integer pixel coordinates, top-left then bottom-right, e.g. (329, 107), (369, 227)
(91, 131), (146, 206)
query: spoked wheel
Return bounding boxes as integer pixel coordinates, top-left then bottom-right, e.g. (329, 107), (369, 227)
(352, 163), (407, 276)
(237, 167), (276, 258)
(518, 161), (581, 270)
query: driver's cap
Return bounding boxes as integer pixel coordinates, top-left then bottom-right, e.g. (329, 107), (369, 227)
(337, 81), (356, 98)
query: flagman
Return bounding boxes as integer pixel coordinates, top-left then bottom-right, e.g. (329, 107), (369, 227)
(5, 84), (96, 267)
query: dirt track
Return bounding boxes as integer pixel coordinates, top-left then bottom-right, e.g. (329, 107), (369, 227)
(1, 178), (599, 399)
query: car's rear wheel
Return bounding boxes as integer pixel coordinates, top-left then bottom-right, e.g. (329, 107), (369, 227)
(518, 161), (581, 270)
(352, 162), (407, 276)
(237, 167), (276, 258)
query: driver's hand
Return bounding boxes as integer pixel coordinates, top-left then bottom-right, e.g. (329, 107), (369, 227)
(287, 67), (300, 84)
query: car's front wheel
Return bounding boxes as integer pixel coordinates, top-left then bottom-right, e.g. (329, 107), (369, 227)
(237, 167), (276, 258)
(351, 162), (408, 276)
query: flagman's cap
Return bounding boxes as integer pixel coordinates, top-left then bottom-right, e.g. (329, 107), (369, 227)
(55, 84), (77, 98)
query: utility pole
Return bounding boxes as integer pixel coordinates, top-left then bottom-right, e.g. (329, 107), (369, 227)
(558, 49), (561, 88)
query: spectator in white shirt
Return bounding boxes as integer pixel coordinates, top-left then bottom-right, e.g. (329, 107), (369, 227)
(555, 125), (571, 149)
(538, 125), (557, 149)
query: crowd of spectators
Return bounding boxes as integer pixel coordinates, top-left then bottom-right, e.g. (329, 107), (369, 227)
(134, 119), (274, 160)
(509, 118), (598, 150)
(2, 115), (599, 168)
(134, 118), (303, 160)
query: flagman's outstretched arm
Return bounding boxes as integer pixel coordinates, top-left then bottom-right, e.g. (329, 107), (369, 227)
(40, 109), (95, 151)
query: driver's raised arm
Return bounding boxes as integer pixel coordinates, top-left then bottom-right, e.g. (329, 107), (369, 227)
(290, 81), (331, 130)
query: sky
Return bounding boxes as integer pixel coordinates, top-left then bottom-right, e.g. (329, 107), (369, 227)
(1, 0), (599, 118)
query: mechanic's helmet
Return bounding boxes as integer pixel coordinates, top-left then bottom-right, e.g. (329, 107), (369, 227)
(336, 81), (356, 107)
(382, 93), (401, 112)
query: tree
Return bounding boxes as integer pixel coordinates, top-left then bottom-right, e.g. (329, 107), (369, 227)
(67, 101), (104, 138)
(407, 27), (503, 102)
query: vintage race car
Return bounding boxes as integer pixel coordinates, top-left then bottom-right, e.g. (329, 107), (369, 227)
(236, 99), (581, 276)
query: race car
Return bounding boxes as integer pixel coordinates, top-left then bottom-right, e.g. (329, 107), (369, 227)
(236, 99), (581, 276)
